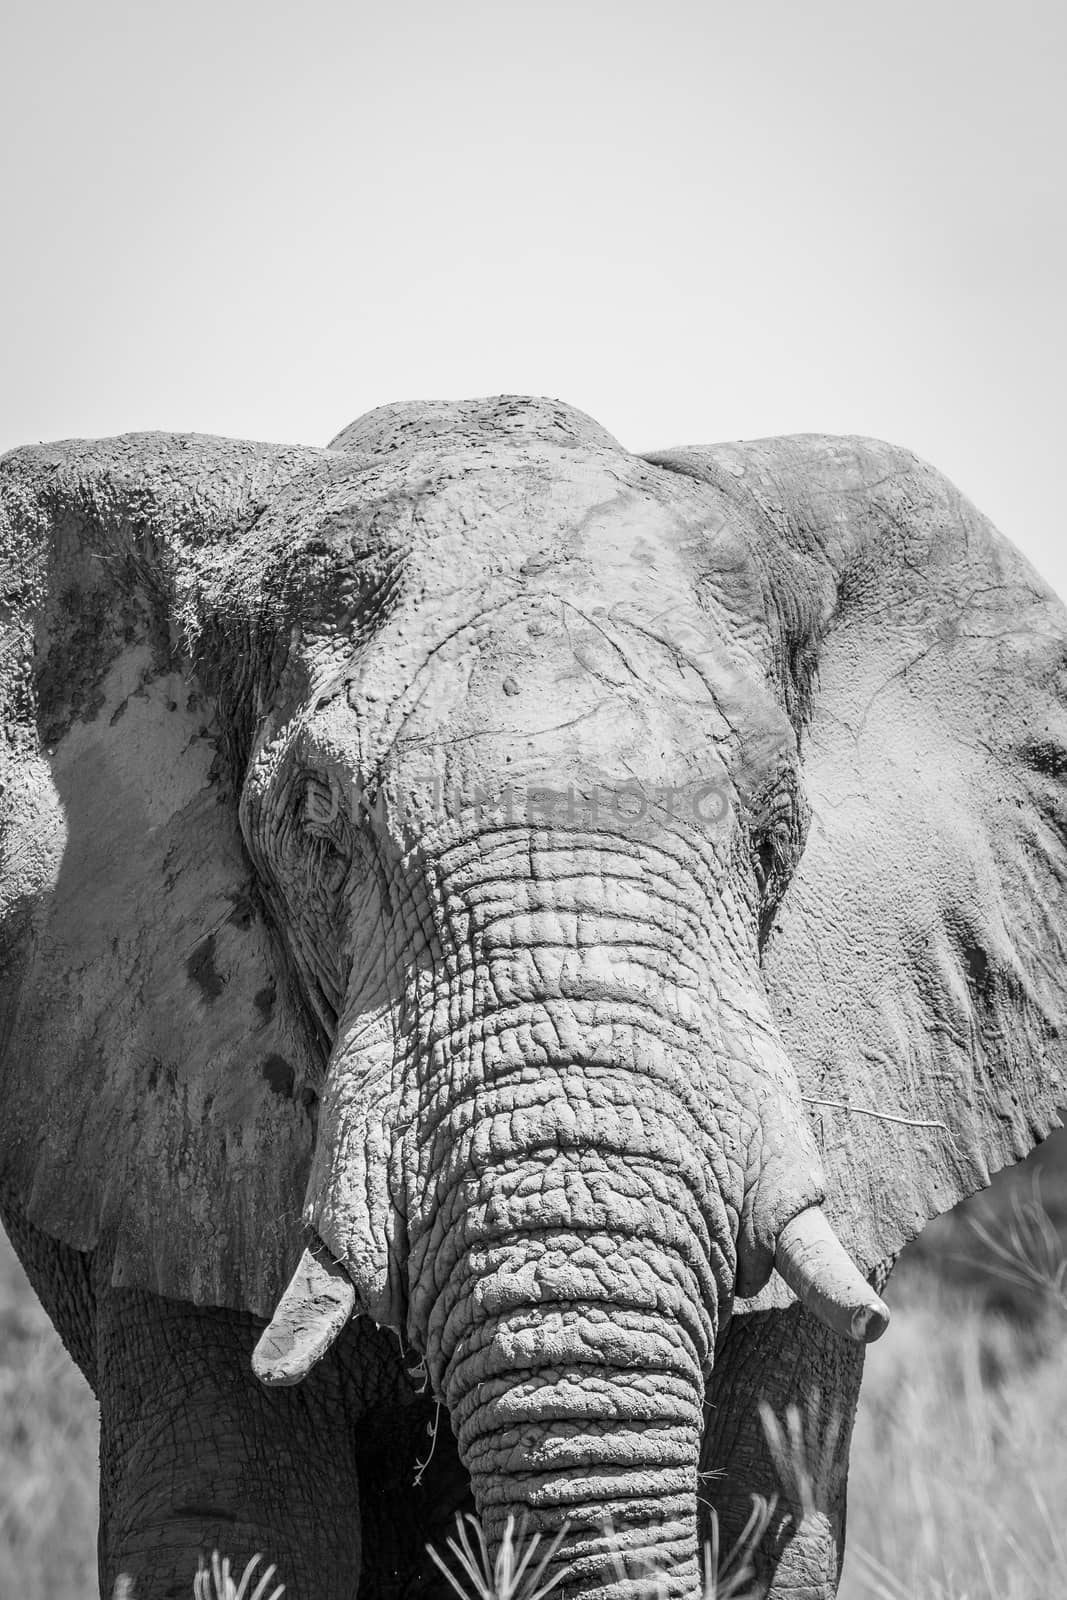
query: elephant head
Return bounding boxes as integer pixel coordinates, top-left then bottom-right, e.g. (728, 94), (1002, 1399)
(1, 397), (1063, 1593)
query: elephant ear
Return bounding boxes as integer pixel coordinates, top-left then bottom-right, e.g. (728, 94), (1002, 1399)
(0, 433), (330, 1318)
(646, 434), (1067, 1273)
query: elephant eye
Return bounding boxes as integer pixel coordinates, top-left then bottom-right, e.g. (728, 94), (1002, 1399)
(754, 834), (777, 891)
(301, 776), (340, 832)
(748, 772), (809, 946)
(308, 833), (351, 896)
(292, 776), (353, 891)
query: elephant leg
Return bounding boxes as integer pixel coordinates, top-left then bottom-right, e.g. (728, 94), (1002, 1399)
(95, 1280), (362, 1600)
(701, 1301), (867, 1600)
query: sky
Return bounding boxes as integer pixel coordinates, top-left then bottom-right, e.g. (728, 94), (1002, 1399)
(1, 1), (1063, 595)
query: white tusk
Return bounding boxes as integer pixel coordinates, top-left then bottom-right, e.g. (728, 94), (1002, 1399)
(774, 1206), (890, 1344)
(252, 1237), (357, 1386)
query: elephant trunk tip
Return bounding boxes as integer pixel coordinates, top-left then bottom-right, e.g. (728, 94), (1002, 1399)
(775, 1206), (889, 1344)
(252, 1236), (356, 1386)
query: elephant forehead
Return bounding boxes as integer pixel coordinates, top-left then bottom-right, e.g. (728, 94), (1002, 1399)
(273, 430), (771, 675)
(371, 600), (749, 789)
(354, 489), (784, 791)
(371, 446), (687, 572)
(272, 440), (795, 828)
(336, 454), (765, 686)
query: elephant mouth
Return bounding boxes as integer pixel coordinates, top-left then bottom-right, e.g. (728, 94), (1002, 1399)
(251, 1209), (889, 1391)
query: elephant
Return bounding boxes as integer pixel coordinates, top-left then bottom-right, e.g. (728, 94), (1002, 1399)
(0, 394), (1064, 1600)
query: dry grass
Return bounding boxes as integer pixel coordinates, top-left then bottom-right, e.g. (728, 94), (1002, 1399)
(841, 1282), (1067, 1599)
(192, 1551), (285, 1600)
(429, 1514), (574, 1600)
(841, 1158), (1067, 1600)
(427, 1503), (776, 1600)
(0, 1240), (98, 1599)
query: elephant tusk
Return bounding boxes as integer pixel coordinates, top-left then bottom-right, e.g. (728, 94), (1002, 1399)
(774, 1206), (890, 1344)
(252, 1237), (357, 1386)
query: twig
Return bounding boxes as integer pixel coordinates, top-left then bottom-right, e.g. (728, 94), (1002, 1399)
(413, 1400), (442, 1486)
(803, 1097), (949, 1132)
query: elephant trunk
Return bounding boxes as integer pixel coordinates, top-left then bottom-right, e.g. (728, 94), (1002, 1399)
(434, 1226), (708, 1590)
(402, 833), (739, 1589)
(254, 827), (887, 1593)
(404, 1029), (723, 1589)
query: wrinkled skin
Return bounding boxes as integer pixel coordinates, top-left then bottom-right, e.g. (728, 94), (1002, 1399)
(0, 397), (1064, 1599)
